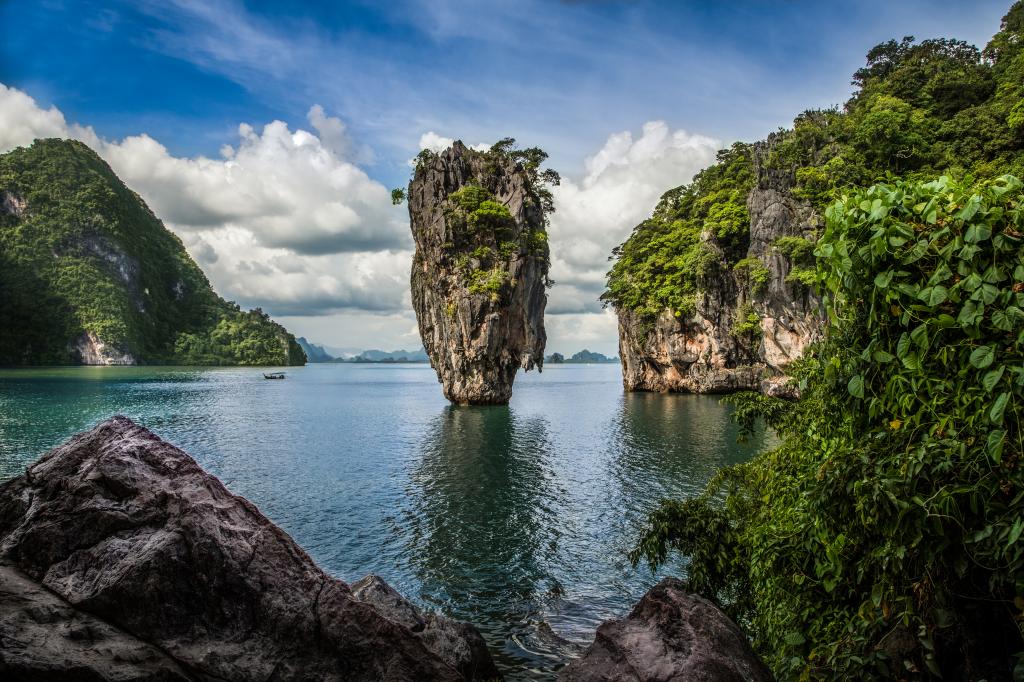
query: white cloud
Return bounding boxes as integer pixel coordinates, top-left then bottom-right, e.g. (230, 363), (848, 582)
(0, 85), (101, 151)
(0, 83), (722, 354)
(97, 111), (407, 254)
(0, 83), (410, 319)
(544, 310), (621, 356)
(417, 131), (489, 153)
(546, 121), (721, 314)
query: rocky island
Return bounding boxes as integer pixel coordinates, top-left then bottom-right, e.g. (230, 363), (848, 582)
(402, 140), (557, 405)
(606, 138), (823, 397)
(0, 139), (305, 366)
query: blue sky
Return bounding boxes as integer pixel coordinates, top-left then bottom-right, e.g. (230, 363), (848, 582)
(4, 0), (1010, 186)
(0, 0), (1015, 354)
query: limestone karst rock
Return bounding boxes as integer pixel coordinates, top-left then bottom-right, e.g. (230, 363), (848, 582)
(0, 139), (305, 366)
(406, 141), (554, 405)
(616, 137), (822, 396)
(0, 416), (497, 681)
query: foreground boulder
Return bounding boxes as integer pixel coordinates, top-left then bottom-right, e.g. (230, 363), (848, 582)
(351, 575), (500, 680)
(558, 578), (772, 682)
(406, 140), (555, 405)
(0, 416), (497, 681)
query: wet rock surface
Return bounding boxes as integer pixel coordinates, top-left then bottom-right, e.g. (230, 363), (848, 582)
(618, 139), (821, 396)
(0, 416), (497, 681)
(407, 141), (549, 405)
(351, 575), (500, 681)
(558, 578), (772, 682)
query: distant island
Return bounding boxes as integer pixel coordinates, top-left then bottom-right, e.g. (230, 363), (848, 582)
(298, 338), (617, 365)
(546, 349), (618, 364)
(296, 338), (429, 363)
(0, 139), (305, 367)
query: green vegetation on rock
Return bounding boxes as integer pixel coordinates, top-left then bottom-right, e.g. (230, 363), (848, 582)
(409, 139), (559, 302)
(602, 143), (753, 319)
(0, 138), (305, 366)
(634, 172), (1024, 679)
(604, 2), (1024, 320)
(627, 4), (1024, 679)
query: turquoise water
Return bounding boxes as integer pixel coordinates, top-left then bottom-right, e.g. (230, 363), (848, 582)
(0, 363), (771, 679)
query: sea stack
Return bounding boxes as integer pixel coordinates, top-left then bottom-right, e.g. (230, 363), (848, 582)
(406, 140), (555, 405)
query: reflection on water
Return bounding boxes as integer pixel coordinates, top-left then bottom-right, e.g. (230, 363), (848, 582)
(403, 406), (561, 675)
(0, 364), (772, 680)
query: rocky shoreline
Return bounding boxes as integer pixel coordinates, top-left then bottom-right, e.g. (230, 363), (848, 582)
(0, 418), (770, 680)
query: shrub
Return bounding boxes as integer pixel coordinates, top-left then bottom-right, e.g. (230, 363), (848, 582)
(633, 174), (1024, 680)
(733, 256), (771, 294)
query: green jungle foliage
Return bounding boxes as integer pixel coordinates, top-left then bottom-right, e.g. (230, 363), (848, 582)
(604, 2), (1024, 322)
(630, 4), (1024, 680)
(603, 143), (753, 319)
(0, 139), (305, 366)
(634, 176), (1024, 678)
(409, 139), (560, 299)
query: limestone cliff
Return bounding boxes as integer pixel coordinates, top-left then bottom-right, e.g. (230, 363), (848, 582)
(407, 141), (552, 405)
(0, 139), (305, 366)
(615, 138), (822, 395)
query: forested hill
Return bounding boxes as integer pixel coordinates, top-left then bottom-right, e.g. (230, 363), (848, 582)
(0, 139), (306, 366)
(604, 4), (1024, 320)
(628, 3), (1024, 680)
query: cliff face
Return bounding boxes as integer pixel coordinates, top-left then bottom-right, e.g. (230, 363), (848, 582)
(0, 417), (496, 680)
(0, 139), (305, 366)
(617, 140), (822, 395)
(407, 142), (549, 405)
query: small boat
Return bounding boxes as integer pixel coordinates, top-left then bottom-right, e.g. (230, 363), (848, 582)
(263, 372), (286, 380)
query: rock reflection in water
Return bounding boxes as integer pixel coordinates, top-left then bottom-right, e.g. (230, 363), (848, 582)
(403, 405), (561, 675)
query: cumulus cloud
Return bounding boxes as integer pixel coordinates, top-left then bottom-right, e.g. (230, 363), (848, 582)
(0, 83), (411, 319)
(546, 121), (721, 315)
(0, 83), (723, 353)
(0, 84), (101, 151)
(417, 131), (490, 153)
(97, 111), (406, 254)
(543, 310), (621, 356)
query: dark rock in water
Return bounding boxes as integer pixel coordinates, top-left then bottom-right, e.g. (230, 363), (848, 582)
(0, 416), (497, 681)
(407, 141), (551, 405)
(352, 575), (500, 681)
(558, 578), (772, 682)
(0, 562), (192, 680)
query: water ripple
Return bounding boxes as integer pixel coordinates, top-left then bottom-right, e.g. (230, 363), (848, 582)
(0, 364), (771, 680)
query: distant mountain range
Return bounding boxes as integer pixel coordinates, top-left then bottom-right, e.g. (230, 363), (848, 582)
(298, 338), (616, 365)
(546, 349), (618, 364)
(295, 338), (333, 363)
(295, 338), (429, 363)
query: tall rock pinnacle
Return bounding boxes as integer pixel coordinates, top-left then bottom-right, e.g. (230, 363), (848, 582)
(404, 140), (556, 405)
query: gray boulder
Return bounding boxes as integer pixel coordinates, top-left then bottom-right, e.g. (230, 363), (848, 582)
(351, 575), (500, 681)
(558, 578), (772, 682)
(0, 416), (498, 681)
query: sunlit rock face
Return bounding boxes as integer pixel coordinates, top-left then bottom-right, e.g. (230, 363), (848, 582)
(407, 141), (549, 405)
(617, 137), (822, 397)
